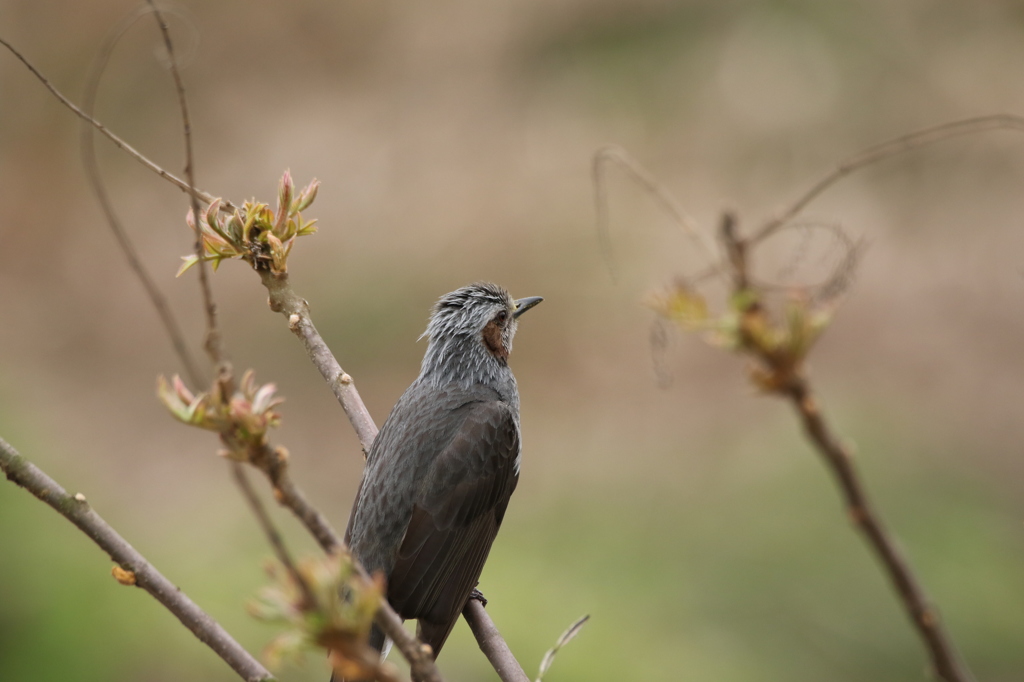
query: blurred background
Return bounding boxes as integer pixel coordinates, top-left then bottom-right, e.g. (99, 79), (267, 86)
(2, 1), (1023, 680)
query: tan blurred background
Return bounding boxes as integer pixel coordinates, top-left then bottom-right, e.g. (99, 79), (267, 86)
(2, 1), (1023, 680)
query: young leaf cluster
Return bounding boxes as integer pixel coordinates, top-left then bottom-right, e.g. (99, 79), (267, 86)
(178, 170), (319, 276)
(248, 552), (393, 680)
(156, 370), (284, 460)
(649, 282), (834, 392)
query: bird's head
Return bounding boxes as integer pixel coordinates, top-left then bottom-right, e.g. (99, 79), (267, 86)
(420, 282), (542, 382)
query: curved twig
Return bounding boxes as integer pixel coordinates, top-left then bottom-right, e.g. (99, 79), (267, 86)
(147, 1), (227, 370)
(0, 437), (274, 682)
(80, 5), (204, 387)
(593, 144), (719, 279)
(754, 114), (1024, 244)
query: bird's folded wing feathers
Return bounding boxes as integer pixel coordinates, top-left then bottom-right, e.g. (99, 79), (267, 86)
(386, 399), (519, 625)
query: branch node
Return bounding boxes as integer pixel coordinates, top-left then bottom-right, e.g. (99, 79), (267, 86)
(73, 492), (88, 503)
(338, 373), (353, 385)
(288, 314), (301, 330)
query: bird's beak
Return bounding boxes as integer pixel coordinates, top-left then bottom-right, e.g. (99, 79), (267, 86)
(513, 296), (543, 319)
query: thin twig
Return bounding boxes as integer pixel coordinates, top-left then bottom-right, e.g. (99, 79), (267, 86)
(80, 6), (204, 387)
(754, 114), (1024, 244)
(535, 614), (589, 682)
(781, 378), (973, 682)
(593, 145), (719, 279)
(231, 462), (319, 610)
(259, 270), (378, 456)
(147, 1), (226, 370)
(0, 436), (274, 682)
(0, 35), (233, 213)
(249, 443), (345, 556)
(464, 600), (530, 682)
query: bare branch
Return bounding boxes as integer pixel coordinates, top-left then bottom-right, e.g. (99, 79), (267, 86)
(0, 35), (234, 213)
(0, 436), (274, 682)
(464, 599), (530, 682)
(80, 6), (204, 387)
(714, 222), (974, 682)
(259, 270), (379, 455)
(147, 1), (227, 370)
(248, 443), (345, 556)
(754, 114), (1024, 244)
(231, 462), (320, 610)
(781, 379), (974, 682)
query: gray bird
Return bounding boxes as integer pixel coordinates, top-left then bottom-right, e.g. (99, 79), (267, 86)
(344, 282), (542, 662)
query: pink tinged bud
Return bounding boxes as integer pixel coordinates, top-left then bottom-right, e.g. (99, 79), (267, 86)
(276, 171), (294, 233)
(186, 209), (197, 232)
(252, 382), (280, 415)
(205, 198), (222, 230)
(294, 178), (320, 213)
(172, 375), (194, 403)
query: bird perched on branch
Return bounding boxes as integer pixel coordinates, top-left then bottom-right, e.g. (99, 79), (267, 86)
(344, 282), (542, 665)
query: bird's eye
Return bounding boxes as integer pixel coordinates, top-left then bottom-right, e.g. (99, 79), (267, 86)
(495, 310), (508, 323)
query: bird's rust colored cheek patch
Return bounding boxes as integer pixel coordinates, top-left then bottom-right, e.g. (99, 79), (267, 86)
(481, 320), (508, 361)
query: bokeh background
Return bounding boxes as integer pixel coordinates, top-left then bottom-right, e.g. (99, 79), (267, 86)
(2, 1), (1023, 680)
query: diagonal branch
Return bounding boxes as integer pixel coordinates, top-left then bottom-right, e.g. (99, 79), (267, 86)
(0, 35), (234, 213)
(80, 5), (204, 387)
(715, 220), (974, 682)
(464, 599), (530, 682)
(0, 436), (275, 682)
(781, 378), (973, 682)
(147, 1), (227, 370)
(754, 114), (1024, 244)
(259, 271), (378, 455)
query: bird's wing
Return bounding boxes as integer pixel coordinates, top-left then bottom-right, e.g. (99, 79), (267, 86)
(386, 399), (519, 648)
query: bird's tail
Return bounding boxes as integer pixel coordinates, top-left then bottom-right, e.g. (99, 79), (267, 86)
(416, 618), (457, 661)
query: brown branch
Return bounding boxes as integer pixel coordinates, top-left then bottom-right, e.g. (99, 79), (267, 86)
(753, 114), (1024, 244)
(231, 462), (320, 610)
(0, 35), (234, 213)
(464, 600), (530, 682)
(259, 270), (378, 455)
(780, 379), (973, 682)
(80, 6), (205, 387)
(0, 436), (274, 682)
(147, 2), (227, 371)
(249, 443), (345, 556)
(715, 220), (974, 682)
